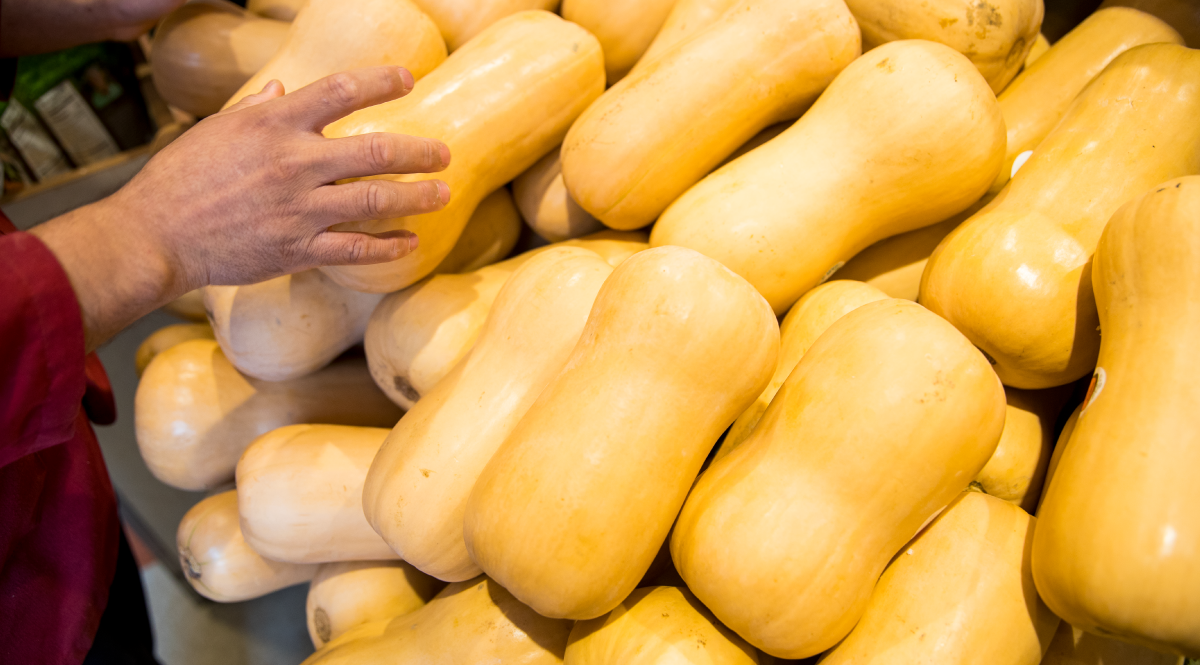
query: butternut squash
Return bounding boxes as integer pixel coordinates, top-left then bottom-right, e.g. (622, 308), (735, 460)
(820, 491), (1060, 664)
(247, 0), (309, 20)
(363, 247), (613, 581)
(430, 187), (521, 274)
(560, 0), (860, 231)
(565, 586), (760, 665)
(672, 299), (1006, 658)
(1026, 32), (1051, 65)
(988, 7), (1183, 194)
(845, 0), (1042, 92)
(364, 231), (646, 408)
(177, 491), (317, 602)
(720, 280), (888, 458)
(920, 44), (1200, 389)
(135, 322), (215, 376)
(163, 289), (209, 321)
(636, 0), (739, 66)
(306, 560), (445, 649)
(320, 11), (604, 293)
(1032, 177), (1200, 656)
(236, 425), (396, 563)
(1101, 0), (1200, 47)
(560, 0), (678, 84)
(226, 0), (445, 111)
(976, 387), (1068, 512)
(135, 340), (401, 490)
(1041, 621), (1184, 665)
(464, 246), (779, 620)
(652, 40), (1005, 314)
(1040, 403), (1080, 510)
(151, 1), (289, 117)
(301, 576), (572, 665)
(513, 150), (603, 243)
(408, 0), (561, 51)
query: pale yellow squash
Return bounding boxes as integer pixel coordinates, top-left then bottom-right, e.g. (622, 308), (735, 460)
(1032, 177), (1200, 656)
(430, 187), (521, 274)
(363, 231), (646, 408)
(247, 0), (309, 20)
(1041, 621), (1184, 665)
(301, 576), (572, 665)
(821, 492), (1060, 664)
(177, 491), (317, 602)
(320, 11), (604, 293)
(306, 560), (445, 649)
(513, 150), (603, 243)
(988, 7), (1183, 194)
(636, 0), (740, 66)
(845, 0), (1043, 92)
(1026, 32), (1051, 65)
(409, 0), (561, 51)
(672, 299), (1006, 658)
(976, 387), (1070, 512)
(920, 44), (1200, 389)
(163, 288), (208, 321)
(720, 280), (888, 458)
(135, 322), (214, 376)
(1101, 0), (1200, 47)
(363, 247), (613, 582)
(135, 340), (400, 490)
(652, 40), (1004, 314)
(226, 0), (445, 110)
(560, 0), (677, 83)
(464, 246), (778, 620)
(560, 0), (860, 231)
(565, 586), (759, 665)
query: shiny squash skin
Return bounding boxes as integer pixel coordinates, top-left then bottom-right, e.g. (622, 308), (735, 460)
(306, 560), (445, 649)
(135, 322), (214, 376)
(560, 0), (678, 84)
(464, 246), (779, 620)
(1032, 177), (1200, 656)
(409, 0), (560, 51)
(652, 40), (1005, 314)
(513, 149), (603, 243)
(430, 187), (522, 274)
(636, 0), (740, 66)
(921, 44), (1200, 389)
(320, 11), (604, 293)
(671, 299), (1006, 658)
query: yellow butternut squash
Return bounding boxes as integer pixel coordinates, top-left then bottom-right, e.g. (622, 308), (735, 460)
(163, 288), (209, 321)
(306, 560), (445, 649)
(513, 150), (603, 243)
(151, 1), (289, 117)
(1041, 621), (1184, 665)
(236, 425), (396, 563)
(988, 7), (1183, 194)
(652, 40), (1005, 314)
(320, 11), (604, 293)
(226, 0), (445, 110)
(430, 187), (521, 274)
(464, 246), (779, 619)
(1026, 32), (1051, 65)
(920, 44), (1200, 389)
(976, 387), (1068, 512)
(560, 0), (678, 83)
(636, 0), (739, 66)
(565, 586), (760, 665)
(845, 0), (1042, 92)
(1032, 177), (1200, 656)
(177, 491), (317, 602)
(363, 231), (646, 408)
(135, 322), (215, 376)
(821, 492), (1060, 664)
(560, 0), (860, 231)
(1101, 0), (1200, 47)
(363, 247), (613, 582)
(408, 0), (561, 51)
(247, 0), (309, 20)
(135, 340), (401, 490)
(301, 576), (572, 665)
(672, 299), (1006, 658)
(720, 280), (888, 458)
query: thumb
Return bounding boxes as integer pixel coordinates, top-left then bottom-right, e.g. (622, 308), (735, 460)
(220, 80), (285, 115)
(306, 230), (419, 267)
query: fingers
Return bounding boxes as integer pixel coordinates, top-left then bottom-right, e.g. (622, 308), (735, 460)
(274, 66), (416, 131)
(306, 230), (419, 266)
(221, 80), (285, 114)
(313, 133), (451, 182)
(314, 178), (451, 224)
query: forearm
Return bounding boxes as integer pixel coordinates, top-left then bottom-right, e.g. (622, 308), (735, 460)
(0, 0), (186, 57)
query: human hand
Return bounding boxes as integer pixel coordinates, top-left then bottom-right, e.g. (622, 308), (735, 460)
(0, 0), (187, 57)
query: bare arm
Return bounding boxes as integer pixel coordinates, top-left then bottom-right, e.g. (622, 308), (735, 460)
(0, 0), (188, 57)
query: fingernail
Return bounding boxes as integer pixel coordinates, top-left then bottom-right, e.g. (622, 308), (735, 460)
(438, 143), (451, 168)
(264, 79), (283, 95)
(408, 234), (419, 252)
(397, 68), (415, 92)
(436, 180), (450, 205)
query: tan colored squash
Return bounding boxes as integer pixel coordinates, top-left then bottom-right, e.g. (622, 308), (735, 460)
(409, 0), (561, 51)
(720, 280), (888, 458)
(1032, 177), (1200, 656)
(135, 340), (401, 490)
(672, 299), (1006, 658)
(821, 491), (1060, 664)
(513, 150), (603, 243)
(1101, 0), (1200, 47)
(636, 0), (740, 66)
(920, 44), (1200, 389)
(1041, 621), (1184, 665)
(247, 0), (309, 20)
(177, 491), (317, 602)
(565, 586), (760, 665)
(430, 187), (522, 274)
(301, 576), (572, 665)
(464, 246), (778, 620)
(363, 247), (614, 582)
(306, 560), (445, 649)
(364, 231), (646, 409)
(135, 322), (215, 376)
(151, 1), (289, 117)
(976, 387), (1068, 512)
(319, 11), (604, 293)
(237, 425), (396, 563)
(652, 40), (1005, 314)
(845, 0), (1043, 92)
(163, 288), (209, 321)
(560, 0), (678, 84)
(1026, 32), (1051, 65)
(988, 7), (1183, 194)
(226, 0), (446, 110)
(560, 0), (860, 231)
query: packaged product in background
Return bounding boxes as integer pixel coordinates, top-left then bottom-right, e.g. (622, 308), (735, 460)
(0, 99), (71, 181)
(34, 79), (120, 167)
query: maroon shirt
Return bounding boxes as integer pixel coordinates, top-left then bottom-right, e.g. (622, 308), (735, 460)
(0, 213), (121, 664)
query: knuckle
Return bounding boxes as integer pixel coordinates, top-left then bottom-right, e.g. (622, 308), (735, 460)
(363, 182), (393, 217)
(366, 134), (394, 172)
(271, 152), (307, 182)
(424, 140), (441, 170)
(346, 236), (370, 263)
(327, 73), (360, 107)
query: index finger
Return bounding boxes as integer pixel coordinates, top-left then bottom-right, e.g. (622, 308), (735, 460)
(271, 66), (416, 132)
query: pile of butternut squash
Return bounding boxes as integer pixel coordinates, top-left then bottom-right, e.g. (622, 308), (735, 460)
(138, 0), (1200, 662)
